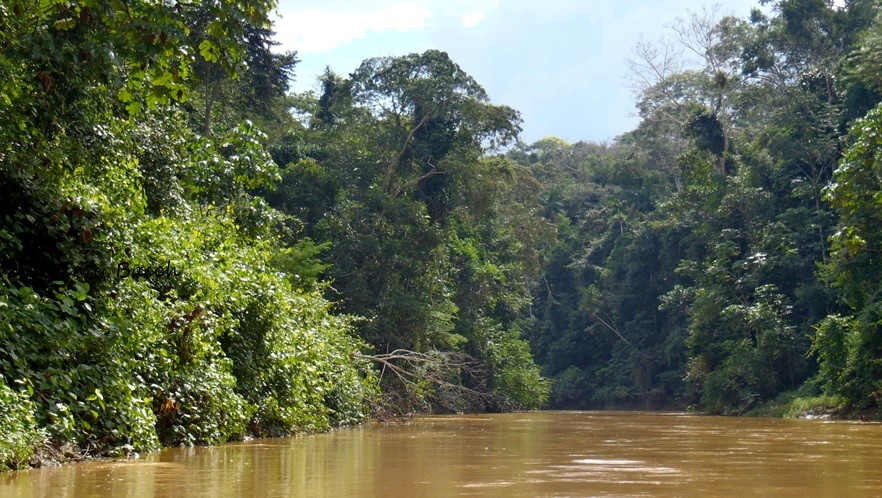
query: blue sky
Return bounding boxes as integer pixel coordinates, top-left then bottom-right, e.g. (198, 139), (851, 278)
(272, 1), (763, 144)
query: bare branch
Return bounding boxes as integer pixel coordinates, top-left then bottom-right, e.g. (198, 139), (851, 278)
(389, 160), (448, 200)
(593, 311), (631, 346)
(355, 349), (494, 416)
(384, 112), (431, 195)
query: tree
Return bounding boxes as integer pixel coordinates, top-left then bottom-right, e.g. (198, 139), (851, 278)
(816, 102), (882, 408)
(266, 50), (548, 412)
(629, 5), (748, 177)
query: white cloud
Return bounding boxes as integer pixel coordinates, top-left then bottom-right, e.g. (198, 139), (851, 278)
(461, 11), (486, 28)
(273, 0), (502, 53)
(275, 3), (431, 53)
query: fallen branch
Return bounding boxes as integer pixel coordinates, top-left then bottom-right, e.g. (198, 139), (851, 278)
(354, 348), (493, 416)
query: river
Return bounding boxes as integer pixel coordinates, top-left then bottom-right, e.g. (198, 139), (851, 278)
(3, 411), (882, 497)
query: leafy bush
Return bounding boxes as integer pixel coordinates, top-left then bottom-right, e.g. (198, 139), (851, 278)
(0, 99), (376, 460)
(785, 395), (848, 418)
(481, 324), (551, 410)
(0, 0), (381, 471)
(549, 366), (592, 409)
(0, 382), (45, 470)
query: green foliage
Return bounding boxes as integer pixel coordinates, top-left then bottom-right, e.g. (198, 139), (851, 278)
(811, 315), (850, 393)
(0, 0), (275, 118)
(819, 103), (882, 410)
(785, 394), (848, 418)
(526, 0), (881, 415)
(0, 277), (161, 451)
(123, 208), (374, 441)
(0, 0), (377, 462)
(1, 120), (375, 454)
(751, 383), (848, 419)
(265, 51), (549, 412)
(480, 324), (551, 410)
(0, 382), (45, 470)
(548, 367), (592, 409)
(521, 138), (686, 410)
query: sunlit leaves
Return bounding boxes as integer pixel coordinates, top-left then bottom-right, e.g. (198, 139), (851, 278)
(813, 102), (882, 408)
(824, 103), (882, 308)
(0, 0), (275, 116)
(199, 39), (219, 63)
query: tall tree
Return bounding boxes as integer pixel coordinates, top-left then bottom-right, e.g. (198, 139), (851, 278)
(268, 50), (548, 412)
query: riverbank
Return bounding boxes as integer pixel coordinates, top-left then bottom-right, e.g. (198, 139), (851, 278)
(745, 381), (878, 420)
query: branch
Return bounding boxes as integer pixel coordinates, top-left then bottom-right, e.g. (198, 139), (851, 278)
(354, 349), (493, 415)
(384, 113), (431, 196)
(593, 311), (631, 346)
(389, 160), (447, 200)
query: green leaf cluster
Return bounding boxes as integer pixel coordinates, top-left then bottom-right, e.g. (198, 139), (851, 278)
(0, 0), (376, 469)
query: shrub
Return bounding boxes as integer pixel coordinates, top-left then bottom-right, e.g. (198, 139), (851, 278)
(0, 382), (45, 470)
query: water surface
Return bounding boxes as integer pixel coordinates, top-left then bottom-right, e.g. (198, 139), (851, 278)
(3, 411), (882, 497)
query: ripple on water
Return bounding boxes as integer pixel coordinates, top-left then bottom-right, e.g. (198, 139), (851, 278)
(459, 481), (517, 488)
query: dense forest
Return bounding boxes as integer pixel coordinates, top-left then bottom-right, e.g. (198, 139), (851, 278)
(2, 0), (882, 471)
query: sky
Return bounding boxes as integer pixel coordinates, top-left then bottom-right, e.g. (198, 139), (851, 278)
(272, 0), (764, 144)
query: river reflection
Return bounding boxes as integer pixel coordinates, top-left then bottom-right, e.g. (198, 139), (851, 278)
(3, 411), (882, 497)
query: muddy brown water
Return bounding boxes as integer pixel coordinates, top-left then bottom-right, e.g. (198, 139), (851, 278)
(3, 411), (882, 497)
